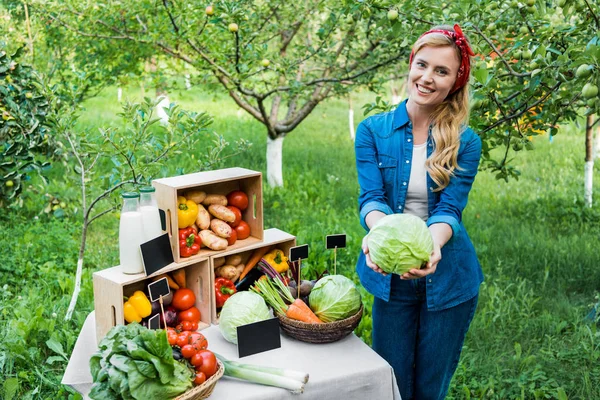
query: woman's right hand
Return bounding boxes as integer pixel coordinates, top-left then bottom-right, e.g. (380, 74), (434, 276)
(362, 236), (388, 276)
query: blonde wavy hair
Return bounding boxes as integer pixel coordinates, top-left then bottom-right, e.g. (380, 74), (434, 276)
(411, 25), (472, 191)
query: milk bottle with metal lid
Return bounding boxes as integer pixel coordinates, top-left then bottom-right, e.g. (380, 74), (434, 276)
(119, 192), (145, 274)
(139, 186), (163, 242)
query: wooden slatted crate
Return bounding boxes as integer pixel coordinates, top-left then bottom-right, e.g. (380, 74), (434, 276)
(93, 258), (212, 344)
(210, 228), (296, 324)
(152, 167), (263, 263)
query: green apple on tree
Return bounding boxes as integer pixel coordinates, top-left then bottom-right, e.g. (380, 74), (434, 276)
(228, 23), (238, 33)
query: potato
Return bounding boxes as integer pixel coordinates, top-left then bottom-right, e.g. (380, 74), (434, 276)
(185, 189), (206, 204)
(211, 218), (232, 238)
(214, 257), (226, 268)
(202, 194), (227, 206)
(195, 204), (211, 230)
(217, 265), (240, 281)
(225, 254), (243, 266)
(199, 229), (228, 251)
(208, 204), (236, 223)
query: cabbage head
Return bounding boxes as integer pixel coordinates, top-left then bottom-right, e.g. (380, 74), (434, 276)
(219, 291), (271, 344)
(367, 213), (433, 274)
(308, 275), (362, 323)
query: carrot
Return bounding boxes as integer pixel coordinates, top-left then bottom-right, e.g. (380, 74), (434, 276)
(286, 299), (323, 324)
(239, 246), (272, 281)
(172, 269), (186, 288)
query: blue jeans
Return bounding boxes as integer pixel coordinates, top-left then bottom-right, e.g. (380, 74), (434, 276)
(372, 274), (478, 400)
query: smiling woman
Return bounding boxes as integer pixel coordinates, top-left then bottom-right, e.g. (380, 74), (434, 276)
(355, 24), (483, 400)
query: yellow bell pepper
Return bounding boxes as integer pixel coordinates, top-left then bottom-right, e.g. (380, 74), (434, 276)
(263, 249), (289, 273)
(123, 291), (152, 323)
(177, 196), (198, 228)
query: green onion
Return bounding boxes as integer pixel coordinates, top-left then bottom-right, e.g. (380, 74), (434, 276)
(250, 278), (288, 315)
(215, 353), (308, 393)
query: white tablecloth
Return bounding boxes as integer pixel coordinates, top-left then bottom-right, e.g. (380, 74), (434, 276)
(62, 312), (401, 400)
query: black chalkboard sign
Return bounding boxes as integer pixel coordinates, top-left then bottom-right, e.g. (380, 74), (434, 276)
(141, 233), (174, 276)
(237, 317), (281, 358)
(147, 314), (160, 330)
(147, 277), (170, 302)
(326, 234), (347, 249)
(289, 244), (309, 262)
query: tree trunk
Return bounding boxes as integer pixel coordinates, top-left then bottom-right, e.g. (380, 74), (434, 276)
(156, 95), (170, 125)
(185, 74), (191, 90)
(348, 96), (355, 141)
(117, 87), (122, 102)
(595, 123), (600, 159)
(584, 114), (594, 208)
(65, 221), (88, 320)
(266, 136), (284, 187)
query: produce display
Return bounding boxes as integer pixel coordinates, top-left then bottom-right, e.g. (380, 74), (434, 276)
(176, 189), (251, 256)
(366, 213), (434, 274)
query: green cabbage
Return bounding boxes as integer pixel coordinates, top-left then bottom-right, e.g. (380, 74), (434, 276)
(219, 291), (271, 344)
(367, 213), (433, 274)
(308, 275), (362, 323)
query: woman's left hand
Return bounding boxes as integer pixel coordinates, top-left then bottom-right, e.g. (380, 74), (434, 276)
(400, 242), (441, 280)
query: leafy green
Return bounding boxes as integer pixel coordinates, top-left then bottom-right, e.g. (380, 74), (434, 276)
(367, 214), (434, 275)
(219, 292), (271, 344)
(308, 275), (362, 322)
(88, 323), (192, 399)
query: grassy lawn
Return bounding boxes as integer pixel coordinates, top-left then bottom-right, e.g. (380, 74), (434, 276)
(1, 84), (599, 399)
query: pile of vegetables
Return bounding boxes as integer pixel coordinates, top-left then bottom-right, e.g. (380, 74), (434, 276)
(367, 213), (434, 274)
(177, 189), (252, 255)
(165, 328), (218, 386)
(89, 324), (193, 399)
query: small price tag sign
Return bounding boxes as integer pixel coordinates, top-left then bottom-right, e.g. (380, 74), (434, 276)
(140, 233), (174, 276)
(326, 234), (347, 274)
(148, 277), (170, 302)
(237, 318), (281, 358)
(147, 314), (160, 330)
(289, 244), (309, 262)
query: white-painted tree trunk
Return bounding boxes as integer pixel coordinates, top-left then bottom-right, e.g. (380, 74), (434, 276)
(185, 74), (191, 90)
(65, 257), (84, 320)
(156, 96), (170, 125)
(585, 161), (594, 208)
(348, 107), (355, 141)
(117, 87), (122, 102)
(266, 136), (284, 187)
(595, 126), (600, 159)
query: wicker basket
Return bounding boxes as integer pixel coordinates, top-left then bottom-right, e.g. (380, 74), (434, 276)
(277, 305), (364, 344)
(175, 359), (224, 400)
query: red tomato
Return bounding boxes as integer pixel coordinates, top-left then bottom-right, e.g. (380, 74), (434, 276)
(181, 344), (196, 359)
(234, 220), (251, 240)
(178, 306), (201, 323)
(227, 228), (237, 246)
(195, 350), (218, 378)
(172, 288), (196, 310)
(227, 191), (249, 210)
(179, 320), (194, 331)
(189, 332), (208, 351)
(176, 331), (192, 348)
(190, 352), (204, 367)
(166, 328), (178, 346)
(226, 206), (242, 228)
(190, 321), (199, 331)
(194, 372), (206, 385)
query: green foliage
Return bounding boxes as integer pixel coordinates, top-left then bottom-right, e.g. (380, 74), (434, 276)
(0, 45), (53, 205)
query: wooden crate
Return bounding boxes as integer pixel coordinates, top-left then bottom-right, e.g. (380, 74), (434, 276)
(152, 167), (264, 263)
(210, 228), (296, 324)
(93, 258), (212, 344)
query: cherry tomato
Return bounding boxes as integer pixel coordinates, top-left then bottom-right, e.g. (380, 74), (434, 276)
(194, 372), (207, 385)
(190, 321), (199, 331)
(178, 306), (201, 323)
(179, 320), (194, 331)
(189, 332), (208, 351)
(227, 191), (249, 210)
(234, 220), (251, 240)
(181, 344), (196, 359)
(226, 206), (242, 228)
(195, 350), (218, 378)
(227, 228), (237, 246)
(176, 331), (192, 348)
(166, 328), (178, 346)
(190, 352), (204, 367)
(172, 288), (196, 310)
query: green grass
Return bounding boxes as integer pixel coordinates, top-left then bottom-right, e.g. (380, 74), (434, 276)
(1, 84), (600, 399)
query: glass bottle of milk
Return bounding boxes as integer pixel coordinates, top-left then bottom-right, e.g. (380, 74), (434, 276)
(139, 186), (163, 241)
(119, 192), (145, 274)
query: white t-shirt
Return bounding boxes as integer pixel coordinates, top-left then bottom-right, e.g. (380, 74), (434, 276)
(403, 142), (429, 221)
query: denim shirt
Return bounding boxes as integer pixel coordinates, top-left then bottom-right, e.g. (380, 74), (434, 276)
(355, 100), (484, 311)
